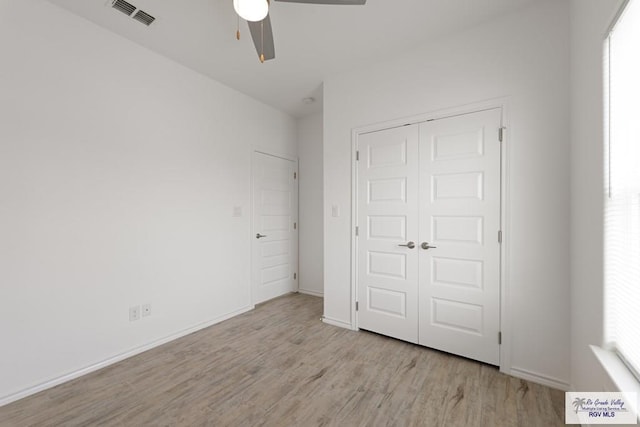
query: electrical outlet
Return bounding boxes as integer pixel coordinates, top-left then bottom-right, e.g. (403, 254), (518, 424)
(129, 305), (140, 321)
(142, 303), (151, 317)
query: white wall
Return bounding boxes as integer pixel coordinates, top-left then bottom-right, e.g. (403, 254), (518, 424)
(569, 0), (623, 392)
(0, 0), (296, 404)
(297, 112), (324, 296)
(323, 0), (571, 388)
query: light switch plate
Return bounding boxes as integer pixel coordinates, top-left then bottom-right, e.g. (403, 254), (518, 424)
(129, 306), (140, 321)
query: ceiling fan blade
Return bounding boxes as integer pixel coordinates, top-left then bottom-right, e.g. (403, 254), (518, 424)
(247, 15), (275, 62)
(274, 0), (366, 4)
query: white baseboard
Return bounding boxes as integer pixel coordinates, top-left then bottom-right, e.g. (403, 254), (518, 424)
(321, 316), (355, 330)
(298, 288), (324, 298)
(0, 305), (255, 407)
(509, 366), (571, 391)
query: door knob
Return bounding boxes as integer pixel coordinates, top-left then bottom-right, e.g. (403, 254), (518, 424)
(398, 241), (415, 249)
(421, 242), (437, 250)
(256, 233), (267, 239)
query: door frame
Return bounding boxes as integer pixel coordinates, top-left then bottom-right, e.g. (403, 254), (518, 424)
(350, 98), (512, 373)
(250, 149), (299, 305)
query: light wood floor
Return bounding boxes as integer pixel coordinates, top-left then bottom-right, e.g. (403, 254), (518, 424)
(0, 294), (565, 426)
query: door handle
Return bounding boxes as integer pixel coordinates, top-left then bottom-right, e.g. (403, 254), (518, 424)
(421, 242), (437, 250)
(256, 233), (267, 239)
(398, 241), (415, 249)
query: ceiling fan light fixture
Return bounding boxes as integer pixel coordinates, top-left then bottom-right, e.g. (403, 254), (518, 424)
(233, 0), (269, 22)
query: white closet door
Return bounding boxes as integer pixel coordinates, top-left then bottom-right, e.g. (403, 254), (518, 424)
(418, 108), (502, 365)
(356, 125), (420, 343)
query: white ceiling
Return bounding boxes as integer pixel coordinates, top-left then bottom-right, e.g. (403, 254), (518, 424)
(47, 0), (535, 117)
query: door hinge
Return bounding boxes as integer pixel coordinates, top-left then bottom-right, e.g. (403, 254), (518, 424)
(498, 230), (503, 244)
(356, 301), (359, 311)
(294, 222), (297, 230)
(355, 226), (359, 236)
(498, 331), (502, 345)
(294, 272), (297, 280)
(294, 172), (297, 179)
(356, 151), (359, 161)
(499, 127), (506, 142)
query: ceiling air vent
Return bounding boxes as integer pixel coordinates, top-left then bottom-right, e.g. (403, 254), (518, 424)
(110, 0), (156, 27)
(132, 10), (155, 26)
(111, 0), (136, 16)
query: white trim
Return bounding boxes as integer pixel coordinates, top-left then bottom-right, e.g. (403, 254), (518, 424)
(0, 305), (255, 407)
(498, 100), (512, 375)
(350, 135), (359, 330)
(353, 97), (512, 135)
(298, 288), (324, 298)
(591, 345), (640, 419)
(322, 316), (356, 330)
(350, 98), (512, 372)
(293, 159), (299, 294)
(509, 367), (571, 391)
(253, 148), (298, 163)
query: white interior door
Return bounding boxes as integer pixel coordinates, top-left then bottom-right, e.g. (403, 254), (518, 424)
(252, 152), (298, 304)
(357, 125), (420, 343)
(418, 108), (502, 365)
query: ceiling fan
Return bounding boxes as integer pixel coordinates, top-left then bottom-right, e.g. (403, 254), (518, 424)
(233, 0), (366, 63)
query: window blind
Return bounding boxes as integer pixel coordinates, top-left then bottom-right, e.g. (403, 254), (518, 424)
(605, 0), (640, 379)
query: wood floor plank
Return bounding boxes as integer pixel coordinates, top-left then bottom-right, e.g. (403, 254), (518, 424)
(0, 294), (565, 426)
